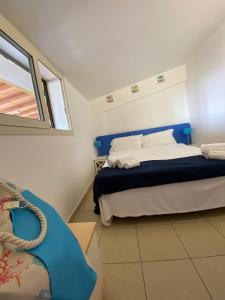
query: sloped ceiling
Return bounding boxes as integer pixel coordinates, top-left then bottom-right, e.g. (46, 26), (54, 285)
(1, 0), (225, 100)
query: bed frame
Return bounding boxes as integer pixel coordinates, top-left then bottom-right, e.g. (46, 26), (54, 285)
(95, 123), (192, 156)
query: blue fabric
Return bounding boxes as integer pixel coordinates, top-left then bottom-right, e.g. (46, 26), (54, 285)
(93, 155), (225, 213)
(11, 190), (97, 300)
(95, 123), (192, 156)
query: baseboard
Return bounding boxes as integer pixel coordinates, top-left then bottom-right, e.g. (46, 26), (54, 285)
(67, 178), (94, 223)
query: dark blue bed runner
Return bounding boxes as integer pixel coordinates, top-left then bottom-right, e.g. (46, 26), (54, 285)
(93, 155), (225, 213)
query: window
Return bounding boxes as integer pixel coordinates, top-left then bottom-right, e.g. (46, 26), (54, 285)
(0, 28), (71, 134)
(38, 61), (70, 131)
(0, 30), (43, 120)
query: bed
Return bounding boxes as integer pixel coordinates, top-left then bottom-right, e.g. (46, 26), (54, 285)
(93, 123), (225, 226)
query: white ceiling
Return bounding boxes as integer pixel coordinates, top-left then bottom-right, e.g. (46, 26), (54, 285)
(1, 0), (225, 100)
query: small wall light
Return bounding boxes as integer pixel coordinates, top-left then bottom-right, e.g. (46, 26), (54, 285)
(106, 95), (114, 103)
(94, 140), (102, 156)
(183, 127), (193, 145)
(131, 85), (139, 93)
(157, 75), (165, 83)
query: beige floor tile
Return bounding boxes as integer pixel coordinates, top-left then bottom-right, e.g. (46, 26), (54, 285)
(103, 217), (136, 230)
(193, 256), (225, 300)
(174, 221), (225, 257)
(78, 185), (95, 211)
(143, 259), (211, 300)
(75, 211), (102, 229)
(169, 211), (205, 223)
(103, 263), (146, 300)
(99, 227), (140, 263)
(210, 219), (225, 237)
(137, 224), (188, 261)
(95, 229), (102, 245)
(135, 214), (170, 227)
(79, 194), (95, 212)
(202, 207), (225, 221)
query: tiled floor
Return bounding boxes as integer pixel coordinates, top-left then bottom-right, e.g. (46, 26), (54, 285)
(72, 188), (225, 300)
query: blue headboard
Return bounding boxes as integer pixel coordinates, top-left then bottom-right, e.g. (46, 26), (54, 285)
(95, 123), (192, 156)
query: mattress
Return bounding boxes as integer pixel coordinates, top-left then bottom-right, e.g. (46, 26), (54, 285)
(98, 145), (225, 225)
(99, 176), (225, 225)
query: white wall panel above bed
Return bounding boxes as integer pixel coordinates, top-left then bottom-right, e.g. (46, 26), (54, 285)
(90, 65), (189, 136)
(106, 83), (188, 133)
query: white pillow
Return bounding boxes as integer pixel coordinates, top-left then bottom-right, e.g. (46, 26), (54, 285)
(110, 135), (143, 153)
(141, 129), (177, 147)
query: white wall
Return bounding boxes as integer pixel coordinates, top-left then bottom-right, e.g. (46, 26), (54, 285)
(186, 19), (225, 144)
(0, 15), (95, 220)
(0, 80), (95, 220)
(90, 65), (189, 137)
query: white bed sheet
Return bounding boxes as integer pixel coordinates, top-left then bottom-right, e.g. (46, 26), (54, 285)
(99, 145), (225, 226)
(99, 176), (225, 226)
(104, 144), (202, 167)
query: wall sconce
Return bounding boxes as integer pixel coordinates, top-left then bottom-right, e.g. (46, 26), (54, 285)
(94, 140), (102, 156)
(106, 95), (114, 103)
(183, 127), (193, 145)
(157, 75), (165, 83)
(131, 85), (139, 93)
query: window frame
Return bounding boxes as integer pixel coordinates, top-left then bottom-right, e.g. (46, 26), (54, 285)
(41, 79), (56, 129)
(0, 16), (72, 135)
(37, 59), (71, 131)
